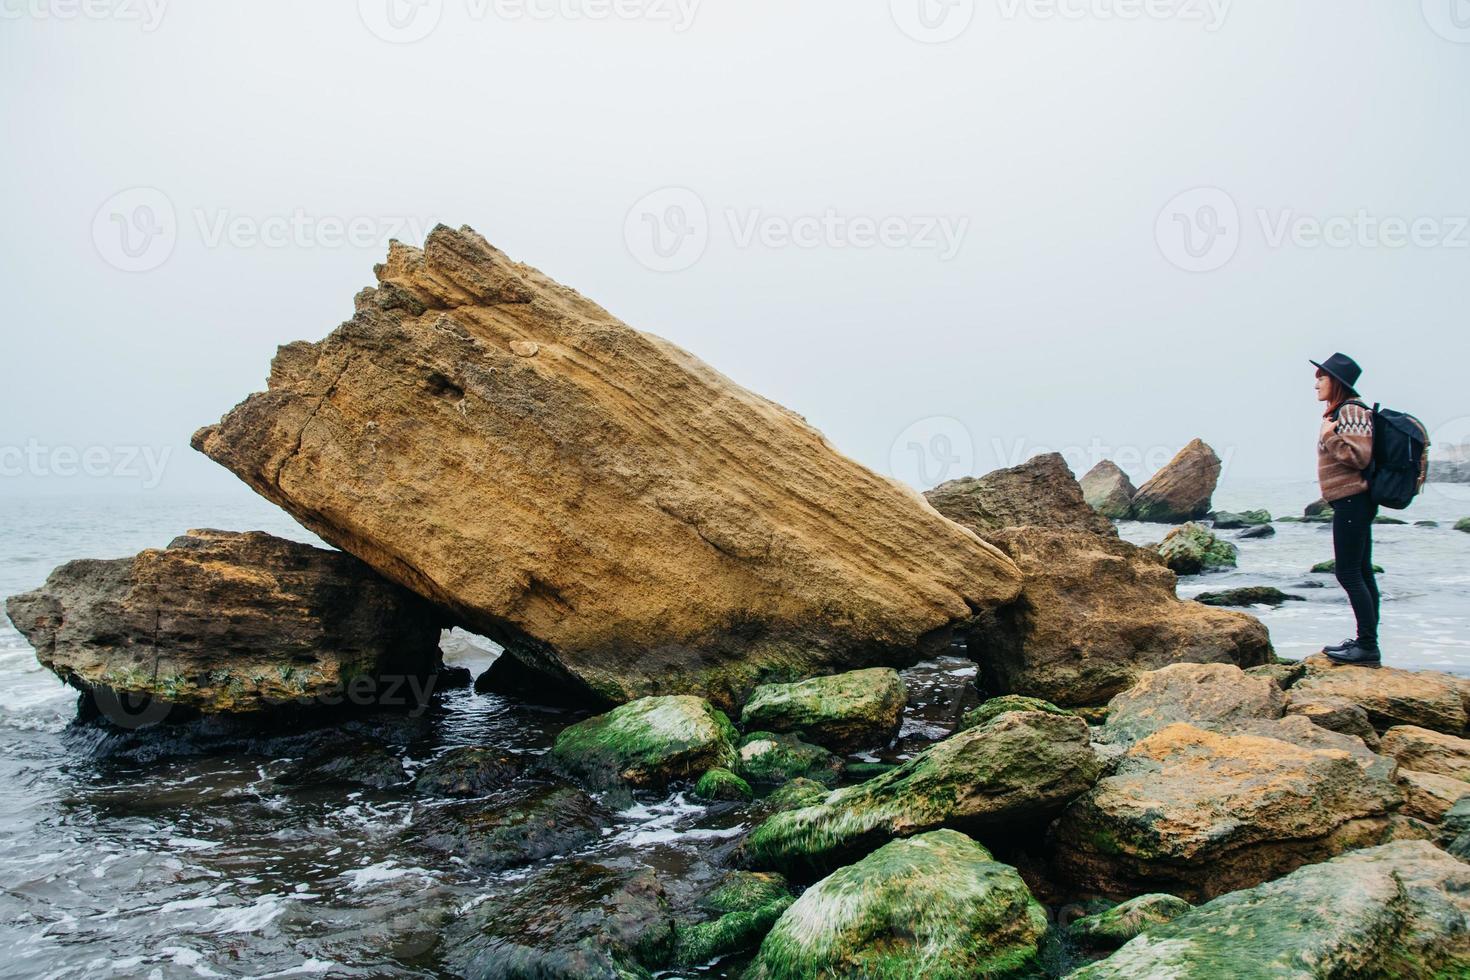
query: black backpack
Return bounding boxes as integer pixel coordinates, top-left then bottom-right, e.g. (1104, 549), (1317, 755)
(1336, 399), (1431, 510)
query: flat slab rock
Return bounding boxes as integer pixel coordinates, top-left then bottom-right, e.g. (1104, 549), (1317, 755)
(1069, 841), (1470, 978)
(4, 528), (444, 717)
(191, 225), (1022, 709)
(1053, 722), (1420, 902)
(1293, 656), (1470, 736)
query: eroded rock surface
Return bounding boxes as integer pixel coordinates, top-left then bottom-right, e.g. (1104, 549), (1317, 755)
(191, 225), (1023, 708)
(4, 529), (445, 718)
(1079, 460), (1136, 520)
(1129, 438), (1221, 523)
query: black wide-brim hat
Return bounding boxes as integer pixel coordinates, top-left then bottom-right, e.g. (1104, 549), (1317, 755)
(1311, 352), (1362, 394)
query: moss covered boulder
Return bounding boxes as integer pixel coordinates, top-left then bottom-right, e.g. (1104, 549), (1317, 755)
(1069, 841), (1470, 978)
(742, 710), (1100, 876)
(1456, 517), (1470, 533)
(739, 668), (906, 754)
(551, 695), (738, 791)
(1067, 893), (1193, 949)
(765, 777), (830, 813)
(669, 871), (793, 968)
(1152, 523), (1237, 575)
(959, 694), (1068, 732)
(1311, 558), (1385, 574)
(694, 767), (753, 802)
(1211, 509), (1271, 529)
(1053, 722), (1416, 901)
(737, 732), (845, 787)
(747, 830), (1046, 980)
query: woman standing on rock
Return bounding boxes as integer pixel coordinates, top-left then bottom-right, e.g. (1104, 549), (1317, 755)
(1313, 352), (1382, 667)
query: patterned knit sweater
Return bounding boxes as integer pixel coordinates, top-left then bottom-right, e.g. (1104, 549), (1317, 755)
(1318, 401), (1374, 502)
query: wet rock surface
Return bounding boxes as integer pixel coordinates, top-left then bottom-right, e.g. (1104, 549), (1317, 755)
(550, 695), (738, 792)
(412, 783), (611, 872)
(738, 668), (906, 754)
(4, 528), (446, 718)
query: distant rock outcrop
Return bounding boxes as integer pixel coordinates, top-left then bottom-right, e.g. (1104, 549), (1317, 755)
(4, 529), (446, 719)
(1130, 439), (1221, 522)
(926, 455), (1270, 707)
(1079, 460), (1136, 519)
(191, 225), (1023, 709)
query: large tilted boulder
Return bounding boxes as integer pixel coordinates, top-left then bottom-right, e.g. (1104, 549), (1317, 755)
(3, 529), (445, 717)
(1129, 438), (1221, 523)
(741, 710), (1100, 876)
(1079, 460), (1136, 520)
(1053, 723), (1418, 901)
(190, 225), (1022, 709)
(738, 668), (906, 754)
(1069, 841), (1470, 978)
(1100, 662), (1286, 745)
(747, 830), (1047, 980)
(927, 455), (1270, 707)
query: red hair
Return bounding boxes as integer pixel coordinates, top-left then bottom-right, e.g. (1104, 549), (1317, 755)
(1316, 369), (1355, 413)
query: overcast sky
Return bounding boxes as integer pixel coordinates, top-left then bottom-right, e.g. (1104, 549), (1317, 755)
(3, 0), (1468, 502)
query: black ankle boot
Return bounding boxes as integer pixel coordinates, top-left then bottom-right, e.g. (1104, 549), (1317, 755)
(1322, 638), (1356, 653)
(1326, 641), (1381, 667)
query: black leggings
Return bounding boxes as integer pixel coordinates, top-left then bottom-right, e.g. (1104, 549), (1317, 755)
(1332, 491), (1380, 649)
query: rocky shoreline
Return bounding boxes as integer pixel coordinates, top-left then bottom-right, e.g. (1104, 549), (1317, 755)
(7, 227), (1470, 978)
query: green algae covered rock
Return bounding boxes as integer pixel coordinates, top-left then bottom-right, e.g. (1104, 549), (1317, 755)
(670, 871), (793, 967)
(1456, 518), (1470, 533)
(1067, 893), (1193, 949)
(1212, 509), (1272, 529)
(740, 668), (907, 753)
(765, 777), (831, 813)
(551, 695), (738, 791)
(1152, 522), (1237, 575)
(1068, 841), (1470, 979)
(737, 731), (845, 787)
(960, 694), (1069, 732)
(694, 767), (753, 802)
(742, 710), (1100, 877)
(1311, 558), (1385, 574)
(748, 830), (1046, 980)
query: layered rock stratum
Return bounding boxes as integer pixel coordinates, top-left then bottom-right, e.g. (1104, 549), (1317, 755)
(4, 529), (445, 716)
(192, 225), (1023, 708)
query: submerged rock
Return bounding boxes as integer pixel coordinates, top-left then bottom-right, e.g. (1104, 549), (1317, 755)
(550, 695), (738, 791)
(1069, 841), (1470, 978)
(1236, 522), (1275, 539)
(928, 455), (1270, 707)
(1292, 657), (1468, 735)
(1053, 722), (1416, 901)
(1194, 586), (1302, 607)
(1457, 517), (1470, 533)
(1152, 522), (1237, 575)
(1211, 509), (1271, 529)
(413, 783), (610, 872)
(276, 740), (408, 790)
(738, 668), (906, 753)
(190, 225), (1023, 710)
(747, 830), (1047, 980)
(442, 861), (674, 979)
(741, 710), (1100, 876)
(1130, 439), (1221, 523)
(736, 732), (845, 787)
(3, 529), (445, 720)
(1067, 893), (1193, 949)
(1079, 460), (1136, 519)
(670, 871), (793, 968)
(412, 746), (525, 798)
